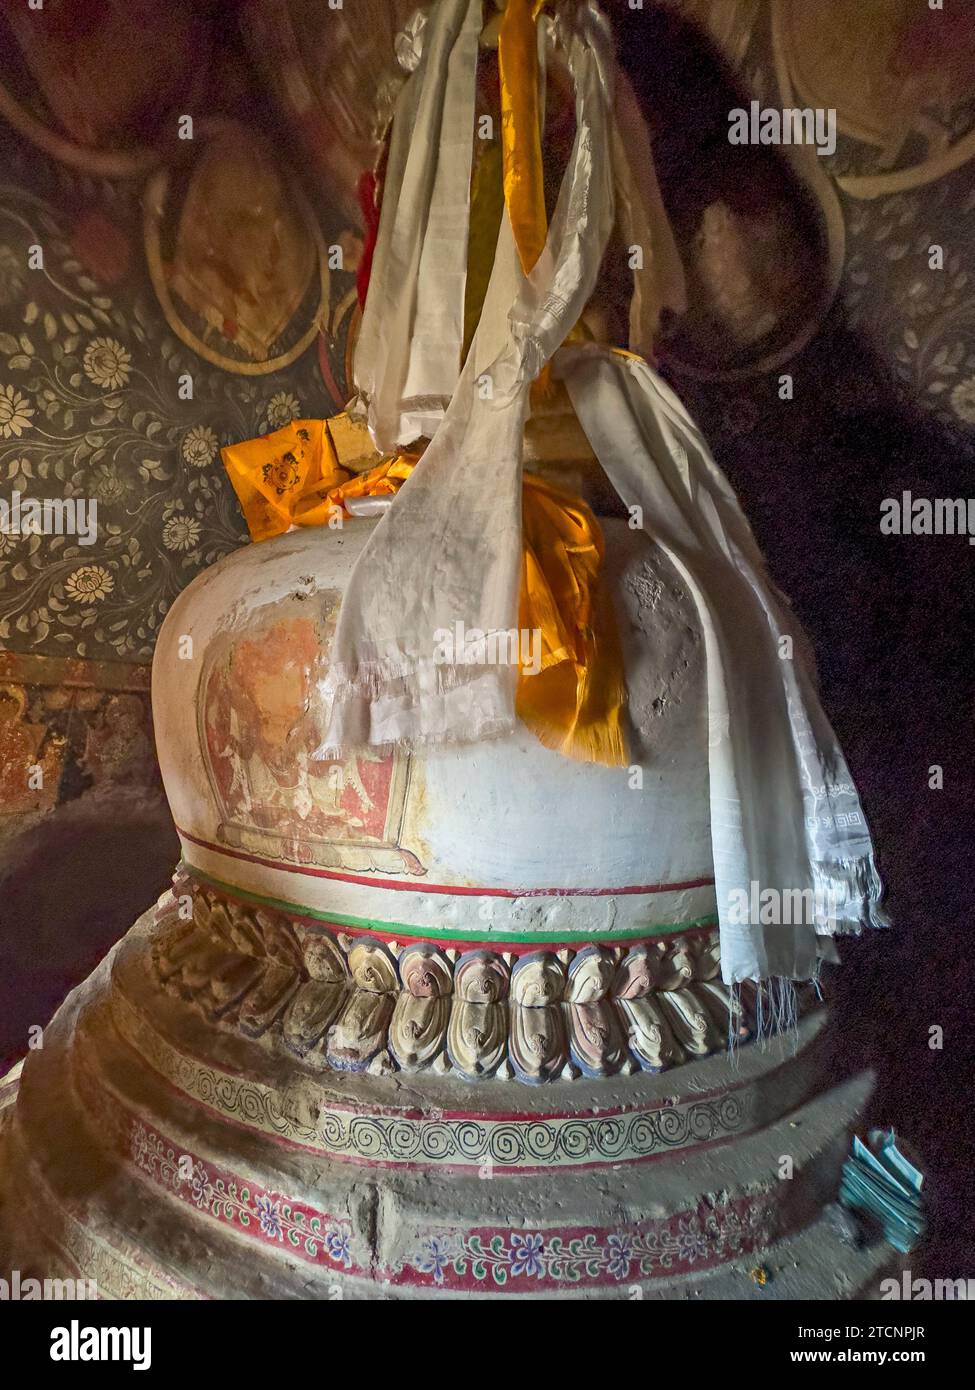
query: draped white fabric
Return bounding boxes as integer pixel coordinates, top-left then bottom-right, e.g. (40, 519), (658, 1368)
(610, 69), (688, 352)
(558, 345), (886, 984)
(353, 0), (482, 450)
(318, 4), (618, 752)
(321, 0), (885, 987)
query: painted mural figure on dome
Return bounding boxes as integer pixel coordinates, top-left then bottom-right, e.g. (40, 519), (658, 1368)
(201, 608), (405, 860)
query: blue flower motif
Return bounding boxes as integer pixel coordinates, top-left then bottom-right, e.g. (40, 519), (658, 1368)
(189, 1163), (212, 1209)
(676, 1228), (711, 1264)
(326, 1229), (352, 1268)
(254, 1195), (282, 1240)
(416, 1236), (454, 1285)
(509, 1232), (546, 1278)
(606, 1233), (633, 1279)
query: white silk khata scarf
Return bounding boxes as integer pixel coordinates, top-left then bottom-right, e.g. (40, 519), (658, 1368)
(321, 0), (618, 748)
(318, 0), (885, 990)
(557, 346), (887, 985)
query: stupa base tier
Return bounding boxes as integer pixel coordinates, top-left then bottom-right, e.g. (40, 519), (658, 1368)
(158, 878), (762, 1084)
(0, 910), (896, 1300)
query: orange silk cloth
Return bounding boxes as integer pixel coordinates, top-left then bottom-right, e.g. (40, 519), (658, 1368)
(496, 0), (587, 397)
(221, 418), (415, 543)
(517, 473), (628, 768)
(498, 0), (548, 277)
(222, 419), (347, 543)
(221, 421), (628, 767)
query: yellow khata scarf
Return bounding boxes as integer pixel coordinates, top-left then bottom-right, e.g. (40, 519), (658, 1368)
(498, 0), (548, 278)
(518, 472), (627, 768)
(222, 420), (628, 767)
(498, 0), (576, 398)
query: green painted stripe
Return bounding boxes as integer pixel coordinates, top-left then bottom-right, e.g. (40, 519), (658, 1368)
(184, 861), (717, 946)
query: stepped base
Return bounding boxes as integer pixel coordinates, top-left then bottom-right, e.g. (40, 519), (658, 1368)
(0, 907), (898, 1300)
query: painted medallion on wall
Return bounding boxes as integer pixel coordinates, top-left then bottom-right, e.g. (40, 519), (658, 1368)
(198, 594), (422, 876)
(777, 0), (975, 197)
(665, 0), (975, 199)
(0, 0), (211, 178)
(143, 124), (331, 377)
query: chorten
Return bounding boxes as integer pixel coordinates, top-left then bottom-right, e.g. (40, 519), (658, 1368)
(0, 0), (892, 1298)
(0, 510), (891, 1295)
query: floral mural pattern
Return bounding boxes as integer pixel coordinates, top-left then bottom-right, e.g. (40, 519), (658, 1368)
(841, 176), (975, 435)
(129, 1118), (361, 1275)
(403, 1199), (776, 1290)
(0, 131), (344, 665)
(120, 1102), (777, 1292)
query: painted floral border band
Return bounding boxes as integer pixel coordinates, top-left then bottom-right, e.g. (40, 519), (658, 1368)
(76, 1053), (778, 1292)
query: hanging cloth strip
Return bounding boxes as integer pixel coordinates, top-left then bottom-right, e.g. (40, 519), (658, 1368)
(318, 1), (619, 753)
(611, 67), (688, 353)
(498, 0), (559, 400)
(556, 342), (887, 984)
(498, 0), (549, 278)
(517, 471), (627, 766)
(353, 0), (483, 451)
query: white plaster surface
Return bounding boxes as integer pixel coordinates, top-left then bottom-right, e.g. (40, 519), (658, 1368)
(153, 522), (715, 936)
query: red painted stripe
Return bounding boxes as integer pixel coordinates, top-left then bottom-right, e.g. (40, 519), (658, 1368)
(176, 826), (714, 899)
(185, 872), (717, 959)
